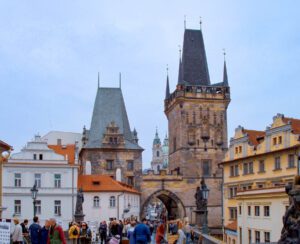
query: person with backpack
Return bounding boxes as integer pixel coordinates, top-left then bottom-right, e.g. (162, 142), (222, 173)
(48, 218), (66, 244)
(68, 222), (80, 244)
(29, 216), (42, 244)
(79, 222), (92, 244)
(99, 220), (107, 244)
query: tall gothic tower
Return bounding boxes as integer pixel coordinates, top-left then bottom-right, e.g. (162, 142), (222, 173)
(165, 28), (230, 178)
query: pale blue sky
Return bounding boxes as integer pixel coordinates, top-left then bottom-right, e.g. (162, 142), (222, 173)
(1, 1), (300, 168)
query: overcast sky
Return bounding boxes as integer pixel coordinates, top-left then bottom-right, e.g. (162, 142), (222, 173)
(1, 1), (300, 168)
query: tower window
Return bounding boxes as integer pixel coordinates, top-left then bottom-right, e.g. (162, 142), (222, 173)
(156, 151), (160, 157)
(202, 160), (211, 176)
(173, 137), (177, 152)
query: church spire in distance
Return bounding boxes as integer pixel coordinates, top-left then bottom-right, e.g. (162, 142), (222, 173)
(223, 50), (228, 86)
(165, 65), (170, 100)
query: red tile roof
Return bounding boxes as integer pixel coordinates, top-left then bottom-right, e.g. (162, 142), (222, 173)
(78, 175), (140, 194)
(225, 220), (237, 231)
(0, 140), (12, 151)
(243, 129), (265, 146)
(48, 144), (76, 164)
(283, 117), (300, 134)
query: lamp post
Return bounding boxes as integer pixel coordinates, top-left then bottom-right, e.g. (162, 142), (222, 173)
(30, 184), (38, 217)
(201, 180), (210, 234)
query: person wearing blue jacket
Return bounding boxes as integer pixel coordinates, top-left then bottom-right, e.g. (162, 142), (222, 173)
(29, 216), (42, 244)
(133, 219), (151, 244)
(40, 220), (50, 244)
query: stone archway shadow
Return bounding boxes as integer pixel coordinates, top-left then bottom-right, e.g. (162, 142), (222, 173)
(141, 189), (186, 220)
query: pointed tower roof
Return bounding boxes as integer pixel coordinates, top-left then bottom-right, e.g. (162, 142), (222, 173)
(165, 74), (170, 100)
(223, 60), (228, 86)
(180, 29), (210, 86)
(177, 57), (184, 85)
(153, 128), (161, 146)
(86, 87), (142, 150)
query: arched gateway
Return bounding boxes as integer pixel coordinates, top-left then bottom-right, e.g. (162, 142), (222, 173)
(141, 189), (186, 220)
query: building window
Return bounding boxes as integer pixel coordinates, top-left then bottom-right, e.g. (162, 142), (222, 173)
(249, 162), (253, 174)
(54, 174), (61, 188)
(202, 160), (211, 176)
(239, 146), (242, 153)
(229, 207), (237, 220)
(35, 200), (41, 215)
(239, 227), (242, 244)
(274, 156), (281, 170)
(264, 232), (270, 243)
(248, 206), (251, 216)
(248, 229), (252, 244)
(14, 173), (21, 187)
(110, 196), (116, 208)
(254, 206), (260, 216)
(14, 200), (21, 215)
(127, 161), (134, 171)
(107, 160), (114, 170)
(127, 176), (134, 186)
(54, 200), (61, 216)
(239, 206), (242, 215)
(93, 196), (100, 207)
(259, 160), (265, 172)
(243, 163), (249, 175)
(34, 173), (41, 188)
(235, 147), (238, 154)
(229, 187), (237, 198)
(33, 154), (37, 160)
(273, 137), (277, 145)
(230, 164), (239, 177)
(156, 151), (160, 157)
(39, 154), (43, 160)
(264, 206), (270, 217)
(255, 231), (260, 243)
(278, 136), (282, 144)
(57, 139), (62, 145)
(288, 154), (295, 168)
(173, 137), (177, 152)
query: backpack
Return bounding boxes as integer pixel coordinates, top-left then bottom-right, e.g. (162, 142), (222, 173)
(72, 227), (78, 236)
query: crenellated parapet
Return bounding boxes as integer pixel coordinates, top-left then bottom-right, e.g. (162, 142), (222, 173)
(142, 169), (183, 181)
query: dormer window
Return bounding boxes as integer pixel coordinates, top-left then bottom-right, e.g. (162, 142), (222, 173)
(273, 137), (277, 145)
(92, 181), (100, 185)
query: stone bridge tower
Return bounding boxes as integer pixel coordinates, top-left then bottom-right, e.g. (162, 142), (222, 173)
(142, 27), (230, 231)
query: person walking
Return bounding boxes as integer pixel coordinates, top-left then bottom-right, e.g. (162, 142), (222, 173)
(79, 222), (92, 244)
(20, 219), (29, 244)
(11, 218), (23, 244)
(183, 221), (192, 244)
(48, 218), (66, 244)
(133, 218), (151, 244)
(29, 216), (42, 244)
(99, 221), (107, 244)
(127, 221), (136, 244)
(40, 220), (50, 244)
(68, 222), (80, 244)
(155, 223), (165, 244)
(176, 221), (186, 244)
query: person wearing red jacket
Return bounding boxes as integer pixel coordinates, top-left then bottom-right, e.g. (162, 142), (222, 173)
(47, 218), (66, 244)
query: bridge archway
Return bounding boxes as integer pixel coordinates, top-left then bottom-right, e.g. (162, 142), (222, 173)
(142, 189), (186, 220)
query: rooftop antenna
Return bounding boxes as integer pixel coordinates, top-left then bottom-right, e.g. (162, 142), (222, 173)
(184, 15), (186, 29)
(98, 72), (100, 88)
(200, 16), (202, 30)
(119, 72), (122, 88)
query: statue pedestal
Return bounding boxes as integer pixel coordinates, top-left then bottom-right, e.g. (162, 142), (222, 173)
(74, 213), (85, 223)
(194, 210), (205, 227)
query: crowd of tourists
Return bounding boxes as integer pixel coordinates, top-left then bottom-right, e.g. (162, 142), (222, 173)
(10, 216), (194, 244)
(11, 216), (66, 244)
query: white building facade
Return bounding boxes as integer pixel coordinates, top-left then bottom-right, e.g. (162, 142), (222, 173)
(2, 135), (78, 230)
(78, 175), (140, 225)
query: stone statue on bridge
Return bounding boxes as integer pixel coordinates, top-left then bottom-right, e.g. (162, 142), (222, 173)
(195, 179), (207, 211)
(74, 188), (85, 222)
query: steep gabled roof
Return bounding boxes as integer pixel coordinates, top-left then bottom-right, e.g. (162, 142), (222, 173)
(78, 175), (140, 194)
(180, 29), (210, 86)
(48, 144), (76, 164)
(86, 87), (142, 150)
(0, 140), (12, 151)
(283, 117), (300, 134)
(244, 129), (265, 146)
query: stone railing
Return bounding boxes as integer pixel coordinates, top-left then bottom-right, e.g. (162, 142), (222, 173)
(192, 228), (224, 244)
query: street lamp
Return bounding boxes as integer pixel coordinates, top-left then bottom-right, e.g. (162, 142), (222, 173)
(201, 180), (210, 234)
(30, 184), (38, 217)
